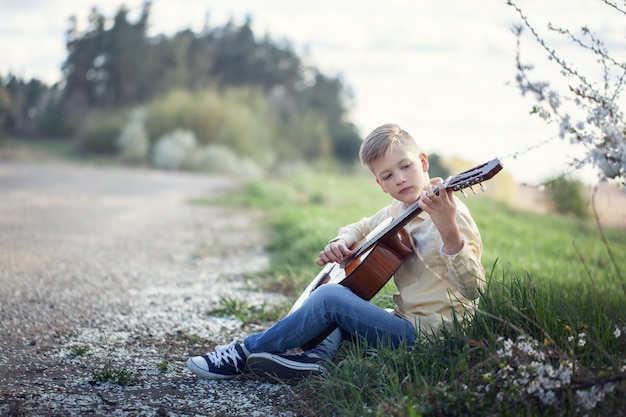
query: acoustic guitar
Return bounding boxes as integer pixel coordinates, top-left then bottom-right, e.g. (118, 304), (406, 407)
(289, 159), (503, 349)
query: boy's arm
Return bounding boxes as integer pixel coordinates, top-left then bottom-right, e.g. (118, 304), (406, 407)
(418, 181), (464, 255)
(440, 210), (485, 300)
(419, 180), (485, 299)
(316, 205), (392, 266)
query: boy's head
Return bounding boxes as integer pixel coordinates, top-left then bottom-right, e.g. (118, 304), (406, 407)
(359, 123), (421, 171)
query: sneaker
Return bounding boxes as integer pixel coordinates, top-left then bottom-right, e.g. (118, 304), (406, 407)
(247, 352), (325, 381)
(186, 339), (248, 380)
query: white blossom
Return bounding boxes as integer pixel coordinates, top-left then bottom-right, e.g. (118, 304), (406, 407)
(510, 5), (626, 184)
(576, 383), (616, 410)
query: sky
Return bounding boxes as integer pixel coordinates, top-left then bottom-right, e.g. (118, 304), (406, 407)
(2, 0), (625, 185)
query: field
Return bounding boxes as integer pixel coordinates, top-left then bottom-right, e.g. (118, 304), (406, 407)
(5, 139), (625, 415)
(224, 172), (626, 417)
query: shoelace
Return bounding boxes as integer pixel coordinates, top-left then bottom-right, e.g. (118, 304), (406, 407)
(206, 338), (243, 371)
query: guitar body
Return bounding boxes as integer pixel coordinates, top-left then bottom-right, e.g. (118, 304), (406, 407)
(289, 228), (413, 349)
(340, 228), (414, 300)
(289, 225), (413, 312)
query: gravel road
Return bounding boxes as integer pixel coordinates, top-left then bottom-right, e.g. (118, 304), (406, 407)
(0, 157), (309, 416)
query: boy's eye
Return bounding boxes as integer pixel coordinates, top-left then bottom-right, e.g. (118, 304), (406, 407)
(382, 173), (392, 180)
(402, 163), (412, 170)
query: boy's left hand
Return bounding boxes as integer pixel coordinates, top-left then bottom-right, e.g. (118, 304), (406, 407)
(419, 180), (464, 255)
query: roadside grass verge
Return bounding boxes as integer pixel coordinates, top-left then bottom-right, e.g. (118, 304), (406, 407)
(221, 173), (626, 416)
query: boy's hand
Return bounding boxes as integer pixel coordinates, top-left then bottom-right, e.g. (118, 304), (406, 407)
(419, 180), (464, 255)
(316, 239), (352, 266)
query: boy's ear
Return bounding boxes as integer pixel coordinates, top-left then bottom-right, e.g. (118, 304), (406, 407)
(420, 153), (429, 172)
(375, 178), (389, 194)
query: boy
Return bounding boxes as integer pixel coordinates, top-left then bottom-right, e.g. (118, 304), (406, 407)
(187, 123), (485, 380)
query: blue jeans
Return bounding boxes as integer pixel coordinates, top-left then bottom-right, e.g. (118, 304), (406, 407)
(243, 283), (418, 361)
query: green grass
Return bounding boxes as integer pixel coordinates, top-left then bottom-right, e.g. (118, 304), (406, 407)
(221, 173), (626, 417)
(468, 197), (625, 294)
(224, 174), (394, 293)
(91, 363), (135, 386)
(210, 295), (291, 324)
(67, 345), (91, 358)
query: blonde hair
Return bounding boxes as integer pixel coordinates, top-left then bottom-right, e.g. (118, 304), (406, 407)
(359, 123), (420, 168)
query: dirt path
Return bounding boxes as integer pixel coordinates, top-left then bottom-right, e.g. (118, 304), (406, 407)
(0, 157), (307, 416)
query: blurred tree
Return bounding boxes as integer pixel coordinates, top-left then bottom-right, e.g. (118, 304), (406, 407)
(103, 2), (150, 107)
(427, 154), (451, 180)
(153, 30), (200, 93)
(0, 77), (15, 141)
(62, 8), (105, 113)
(62, 2), (151, 110)
(2, 75), (49, 134)
(298, 73), (360, 162)
(5, 1), (360, 165)
(211, 17), (258, 86)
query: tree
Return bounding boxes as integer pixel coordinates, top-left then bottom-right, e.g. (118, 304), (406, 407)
(2, 74), (49, 134)
(104, 3), (150, 107)
(62, 2), (151, 111)
(508, 0), (626, 186)
(62, 8), (105, 112)
(0, 77), (15, 141)
(47, 2), (361, 164)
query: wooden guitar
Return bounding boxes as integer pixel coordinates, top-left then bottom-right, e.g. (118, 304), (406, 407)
(289, 159), (503, 349)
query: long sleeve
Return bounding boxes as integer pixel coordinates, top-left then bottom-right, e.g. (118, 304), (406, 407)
(438, 208), (485, 300)
(392, 196), (485, 334)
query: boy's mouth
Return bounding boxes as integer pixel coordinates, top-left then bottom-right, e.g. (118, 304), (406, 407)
(399, 186), (412, 194)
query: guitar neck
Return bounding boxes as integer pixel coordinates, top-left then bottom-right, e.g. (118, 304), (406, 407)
(347, 158), (503, 262)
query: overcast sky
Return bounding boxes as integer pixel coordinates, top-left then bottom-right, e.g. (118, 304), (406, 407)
(2, 0), (624, 184)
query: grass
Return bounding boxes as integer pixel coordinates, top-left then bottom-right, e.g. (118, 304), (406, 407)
(219, 172), (626, 417)
(67, 345), (91, 358)
(91, 363), (135, 386)
(156, 360), (169, 373)
(209, 295), (291, 324)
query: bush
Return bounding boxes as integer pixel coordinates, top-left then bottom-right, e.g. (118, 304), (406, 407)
(145, 87), (278, 168)
(192, 144), (262, 178)
(116, 108), (149, 163)
(151, 129), (197, 170)
(545, 177), (589, 219)
(214, 99), (277, 167)
(36, 104), (77, 138)
(74, 110), (125, 155)
(145, 89), (224, 146)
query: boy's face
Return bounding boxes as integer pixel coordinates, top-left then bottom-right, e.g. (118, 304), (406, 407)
(370, 143), (429, 205)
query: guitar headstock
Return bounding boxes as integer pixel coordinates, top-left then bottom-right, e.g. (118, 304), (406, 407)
(443, 159), (503, 196)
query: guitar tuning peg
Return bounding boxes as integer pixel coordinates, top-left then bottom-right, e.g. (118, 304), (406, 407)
(460, 189), (468, 198)
(480, 183), (486, 192)
(469, 186), (477, 195)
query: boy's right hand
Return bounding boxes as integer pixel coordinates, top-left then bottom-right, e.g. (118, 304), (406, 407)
(316, 239), (353, 266)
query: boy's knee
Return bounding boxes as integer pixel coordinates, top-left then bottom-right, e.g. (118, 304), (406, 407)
(310, 283), (346, 303)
